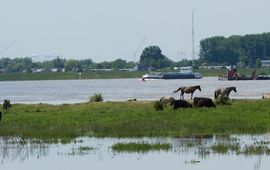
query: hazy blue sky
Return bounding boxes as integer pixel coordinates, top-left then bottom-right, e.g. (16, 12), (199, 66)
(0, 0), (270, 62)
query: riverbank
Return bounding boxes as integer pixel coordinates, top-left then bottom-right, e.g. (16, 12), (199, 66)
(0, 71), (147, 81)
(0, 99), (270, 140)
(0, 68), (269, 81)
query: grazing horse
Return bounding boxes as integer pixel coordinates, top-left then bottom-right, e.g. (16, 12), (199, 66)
(171, 100), (192, 109)
(173, 85), (201, 100)
(160, 96), (175, 107)
(193, 97), (216, 108)
(214, 87), (237, 99)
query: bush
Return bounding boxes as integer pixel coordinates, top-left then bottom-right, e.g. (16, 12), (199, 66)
(89, 93), (103, 102)
(154, 101), (164, 111)
(216, 95), (231, 105)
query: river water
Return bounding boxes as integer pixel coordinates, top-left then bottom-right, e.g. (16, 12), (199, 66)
(0, 77), (269, 104)
(0, 135), (270, 170)
(1, 77), (270, 169)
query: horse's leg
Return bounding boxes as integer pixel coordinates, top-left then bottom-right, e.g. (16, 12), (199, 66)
(191, 93), (193, 99)
(181, 93), (184, 100)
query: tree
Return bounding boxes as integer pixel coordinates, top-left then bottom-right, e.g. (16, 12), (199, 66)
(53, 57), (65, 70)
(79, 59), (94, 70)
(111, 59), (127, 69)
(199, 32), (270, 67)
(139, 46), (172, 69)
(256, 58), (261, 68)
(64, 59), (79, 71)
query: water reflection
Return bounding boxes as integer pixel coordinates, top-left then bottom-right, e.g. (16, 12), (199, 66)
(0, 135), (269, 170)
(0, 137), (49, 164)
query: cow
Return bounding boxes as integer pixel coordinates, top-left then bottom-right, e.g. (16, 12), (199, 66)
(193, 97), (216, 108)
(3, 99), (12, 111)
(171, 99), (193, 110)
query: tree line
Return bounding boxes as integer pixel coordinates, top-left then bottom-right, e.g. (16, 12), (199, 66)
(0, 46), (192, 73)
(1, 32), (269, 73)
(0, 57), (137, 73)
(199, 32), (270, 67)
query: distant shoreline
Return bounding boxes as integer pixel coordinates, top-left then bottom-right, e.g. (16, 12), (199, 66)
(0, 68), (269, 81)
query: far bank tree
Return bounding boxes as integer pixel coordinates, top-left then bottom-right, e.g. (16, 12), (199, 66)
(139, 46), (172, 70)
(199, 32), (270, 67)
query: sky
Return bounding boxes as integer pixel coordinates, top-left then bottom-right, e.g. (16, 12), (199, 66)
(0, 0), (270, 62)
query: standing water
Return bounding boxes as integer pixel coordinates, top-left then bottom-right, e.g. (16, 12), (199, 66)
(0, 135), (270, 170)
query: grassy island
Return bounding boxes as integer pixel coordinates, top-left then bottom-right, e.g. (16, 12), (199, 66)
(0, 99), (270, 140)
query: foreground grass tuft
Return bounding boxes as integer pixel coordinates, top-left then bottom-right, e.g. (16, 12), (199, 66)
(111, 142), (172, 153)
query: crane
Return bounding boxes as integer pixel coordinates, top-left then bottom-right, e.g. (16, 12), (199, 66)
(133, 37), (146, 63)
(0, 40), (16, 56)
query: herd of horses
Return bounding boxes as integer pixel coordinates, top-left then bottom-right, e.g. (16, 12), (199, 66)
(160, 85), (237, 109)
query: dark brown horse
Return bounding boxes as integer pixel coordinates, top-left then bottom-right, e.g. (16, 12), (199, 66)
(173, 85), (201, 100)
(3, 99), (11, 111)
(214, 87), (237, 99)
(193, 97), (216, 108)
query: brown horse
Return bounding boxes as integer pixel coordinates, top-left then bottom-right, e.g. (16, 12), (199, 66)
(173, 85), (201, 100)
(214, 87), (237, 99)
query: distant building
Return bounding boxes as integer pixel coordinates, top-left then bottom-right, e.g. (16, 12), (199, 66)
(173, 66), (192, 70)
(31, 68), (45, 73)
(261, 60), (270, 68)
(199, 65), (230, 70)
(51, 68), (58, 72)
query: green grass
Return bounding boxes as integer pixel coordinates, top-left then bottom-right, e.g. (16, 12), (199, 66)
(211, 143), (240, 154)
(111, 142), (172, 153)
(1, 100), (270, 140)
(67, 146), (96, 156)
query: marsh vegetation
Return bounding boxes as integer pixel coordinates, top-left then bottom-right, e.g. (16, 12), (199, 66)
(0, 100), (270, 140)
(111, 142), (172, 153)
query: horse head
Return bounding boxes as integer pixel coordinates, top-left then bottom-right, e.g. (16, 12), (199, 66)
(196, 85), (201, 91)
(229, 87), (237, 93)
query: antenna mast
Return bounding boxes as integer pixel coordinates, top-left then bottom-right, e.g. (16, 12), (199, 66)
(192, 11), (195, 67)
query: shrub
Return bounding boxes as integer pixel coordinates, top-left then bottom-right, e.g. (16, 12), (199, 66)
(89, 93), (103, 102)
(216, 95), (231, 105)
(154, 101), (164, 111)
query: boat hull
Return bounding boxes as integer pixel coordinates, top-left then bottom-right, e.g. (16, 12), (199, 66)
(142, 72), (202, 80)
(218, 75), (270, 81)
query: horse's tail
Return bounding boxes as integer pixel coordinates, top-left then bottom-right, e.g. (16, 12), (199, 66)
(173, 87), (181, 93)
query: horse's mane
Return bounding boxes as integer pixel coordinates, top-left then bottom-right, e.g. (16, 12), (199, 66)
(226, 86), (236, 90)
(193, 85), (201, 88)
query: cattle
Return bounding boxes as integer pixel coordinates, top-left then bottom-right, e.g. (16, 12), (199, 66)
(171, 99), (193, 110)
(160, 96), (175, 107)
(193, 97), (216, 108)
(3, 99), (12, 111)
